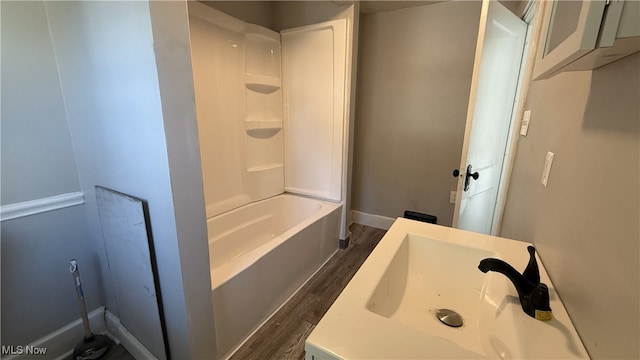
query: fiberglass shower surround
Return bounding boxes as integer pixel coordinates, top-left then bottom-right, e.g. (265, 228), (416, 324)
(190, 3), (348, 219)
(188, 2), (353, 358)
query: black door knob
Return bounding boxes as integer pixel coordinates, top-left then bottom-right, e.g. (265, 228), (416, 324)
(453, 169), (460, 177)
(464, 164), (479, 191)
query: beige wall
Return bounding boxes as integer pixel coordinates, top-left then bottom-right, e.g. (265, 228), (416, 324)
(501, 53), (640, 359)
(351, 1), (481, 226)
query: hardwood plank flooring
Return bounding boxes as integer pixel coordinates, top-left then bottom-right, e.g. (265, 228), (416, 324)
(229, 223), (386, 360)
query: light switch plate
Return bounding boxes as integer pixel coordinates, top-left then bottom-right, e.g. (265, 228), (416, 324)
(520, 109), (531, 136)
(450, 191), (457, 204)
(541, 151), (554, 187)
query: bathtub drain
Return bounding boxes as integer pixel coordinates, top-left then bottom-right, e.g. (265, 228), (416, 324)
(436, 308), (463, 328)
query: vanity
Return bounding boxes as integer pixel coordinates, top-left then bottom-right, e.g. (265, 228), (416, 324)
(305, 219), (590, 359)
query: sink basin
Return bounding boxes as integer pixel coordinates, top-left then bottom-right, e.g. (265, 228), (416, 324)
(366, 234), (495, 355)
(305, 219), (590, 359)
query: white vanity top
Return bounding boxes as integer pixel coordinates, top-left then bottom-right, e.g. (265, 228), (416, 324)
(305, 218), (590, 359)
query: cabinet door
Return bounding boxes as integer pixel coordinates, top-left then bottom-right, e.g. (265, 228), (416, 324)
(533, 0), (607, 79)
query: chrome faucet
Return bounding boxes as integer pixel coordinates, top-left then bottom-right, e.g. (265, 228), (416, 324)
(478, 246), (552, 321)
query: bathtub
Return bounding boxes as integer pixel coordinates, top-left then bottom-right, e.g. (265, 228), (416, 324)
(207, 194), (342, 359)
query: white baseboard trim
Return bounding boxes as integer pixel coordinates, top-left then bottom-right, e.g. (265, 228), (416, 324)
(0, 192), (84, 222)
(351, 210), (396, 230)
(105, 310), (157, 360)
(0, 307), (157, 360)
(1, 306), (105, 360)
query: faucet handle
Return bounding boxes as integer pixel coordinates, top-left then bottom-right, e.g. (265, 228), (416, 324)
(523, 283), (553, 321)
(523, 246), (540, 284)
(522, 283), (553, 321)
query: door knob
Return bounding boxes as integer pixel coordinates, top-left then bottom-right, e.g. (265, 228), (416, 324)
(468, 168), (479, 180)
(464, 164), (479, 191)
(453, 166), (479, 191)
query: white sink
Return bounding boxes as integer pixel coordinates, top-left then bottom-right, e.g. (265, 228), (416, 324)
(305, 219), (590, 359)
(366, 234), (496, 356)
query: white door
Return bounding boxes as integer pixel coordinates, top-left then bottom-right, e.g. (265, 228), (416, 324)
(452, 0), (527, 234)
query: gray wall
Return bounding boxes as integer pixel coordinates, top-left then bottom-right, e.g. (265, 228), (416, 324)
(1, 1), (215, 357)
(501, 53), (640, 359)
(43, 1), (215, 358)
(1, 208), (103, 348)
(0, 0), (80, 205)
(351, 1), (481, 226)
(0, 1), (103, 347)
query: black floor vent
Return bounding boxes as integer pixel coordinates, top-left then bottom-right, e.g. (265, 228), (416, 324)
(403, 210), (437, 224)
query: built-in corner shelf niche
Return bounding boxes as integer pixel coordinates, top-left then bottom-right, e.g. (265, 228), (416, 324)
(244, 74), (281, 94)
(243, 27), (285, 183)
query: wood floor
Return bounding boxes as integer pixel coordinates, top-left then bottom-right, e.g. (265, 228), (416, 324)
(229, 223), (386, 360)
(64, 224), (384, 360)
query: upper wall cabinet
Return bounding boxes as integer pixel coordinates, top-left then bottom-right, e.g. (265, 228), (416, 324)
(533, 0), (640, 79)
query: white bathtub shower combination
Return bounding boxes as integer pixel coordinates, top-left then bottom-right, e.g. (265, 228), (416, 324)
(208, 195), (341, 357)
(188, 2), (353, 359)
